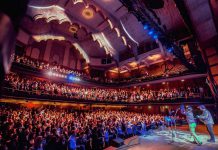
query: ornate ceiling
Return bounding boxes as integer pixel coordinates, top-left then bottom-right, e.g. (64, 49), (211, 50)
(21, 0), (192, 68)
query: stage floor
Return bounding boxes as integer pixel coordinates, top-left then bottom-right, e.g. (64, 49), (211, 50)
(116, 130), (218, 150)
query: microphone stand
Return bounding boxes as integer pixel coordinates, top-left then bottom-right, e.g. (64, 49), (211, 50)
(170, 108), (180, 143)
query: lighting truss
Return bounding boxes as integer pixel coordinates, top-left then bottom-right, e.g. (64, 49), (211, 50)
(119, 0), (198, 72)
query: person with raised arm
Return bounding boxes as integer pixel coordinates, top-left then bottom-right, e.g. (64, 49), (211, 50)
(180, 105), (202, 145)
(196, 105), (215, 143)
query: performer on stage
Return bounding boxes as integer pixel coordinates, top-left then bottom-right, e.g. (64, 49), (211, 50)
(180, 105), (202, 145)
(196, 105), (215, 143)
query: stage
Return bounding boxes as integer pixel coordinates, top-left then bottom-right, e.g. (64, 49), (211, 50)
(106, 130), (218, 150)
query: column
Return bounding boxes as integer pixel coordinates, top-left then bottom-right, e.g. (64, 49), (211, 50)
(43, 40), (52, 62)
(63, 44), (71, 66)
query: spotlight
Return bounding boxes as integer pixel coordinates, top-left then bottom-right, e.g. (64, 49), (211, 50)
(153, 34), (158, 39)
(48, 71), (52, 76)
(148, 30), (154, 35)
(67, 74), (81, 82)
(167, 47), (174, 53)
(143, 24), (149, 30)
(68, 75), (74, 81)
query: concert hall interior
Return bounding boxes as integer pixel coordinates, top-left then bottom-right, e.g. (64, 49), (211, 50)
(0, 0), (218, 150)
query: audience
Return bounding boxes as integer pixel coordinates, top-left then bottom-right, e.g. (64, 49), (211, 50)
(0, 103), (172, 150)
(13, 55), (190, 84)
(3, 73), (205, 103)
(14, 55), (90, 79)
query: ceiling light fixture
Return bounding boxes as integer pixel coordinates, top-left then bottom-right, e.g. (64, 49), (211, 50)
(32, 35), (66, 42)
(69, 25), (79, 33)
(120, 20), (139, 46)
(114, 28), (120, 37)
(121, 36), (127, 46)
(107, 19), (114, 29)
(82, 7), (94, 19)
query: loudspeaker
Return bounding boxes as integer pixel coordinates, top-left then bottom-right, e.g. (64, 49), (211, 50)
(111, 138), (124, 147)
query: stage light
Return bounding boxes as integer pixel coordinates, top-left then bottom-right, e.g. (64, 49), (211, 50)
(67, 74), (81, 82)
(167, 47), (174, 53)
(181, 79), (185, 82)
(48, 71), (52, 76)
(143, 24), (149, 30)
(153, 34), (158, 39)
(148, 106), (152, 109)
(148, 30), (154, 35)
(68, 75), (74, 81)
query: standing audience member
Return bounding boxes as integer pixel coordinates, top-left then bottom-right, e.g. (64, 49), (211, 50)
(197, 105), (215, 143)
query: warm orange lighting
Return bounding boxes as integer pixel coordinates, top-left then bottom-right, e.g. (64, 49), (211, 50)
(120, 70), (128, 73)
(72, 0), (84, 4)
(121, 36), (127, 46)
(114, 27), (120, 37)
(109, 68), (119, 73)
(128, 61), (138, 68)
(69, 25), (78, 33)
(107, 19), (113, 29)
(108, 67), (128, 73)
(82, 7), (94, 19)
(147, 54), (162, 61)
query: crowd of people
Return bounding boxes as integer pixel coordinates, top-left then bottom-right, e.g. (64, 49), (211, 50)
(13, 55), (190, 85)
(0, 103), (169, 150)
(14, 56), (89, 79)
(3, 73), (205, 102)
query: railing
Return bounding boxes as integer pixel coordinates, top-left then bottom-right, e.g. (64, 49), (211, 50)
(2, 87), (214, 105)
(11, 61), (199, 86)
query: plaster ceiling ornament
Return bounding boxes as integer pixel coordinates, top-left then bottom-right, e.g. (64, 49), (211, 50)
(73, 43), (90, 63)
(32, 34), (90, 63)
(28, 5), (72, 24)
(72, 1), (128, 47)
(32, 35), (66, 42)
(72, 0), (84, 4)
(92, 32), (117, 57)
